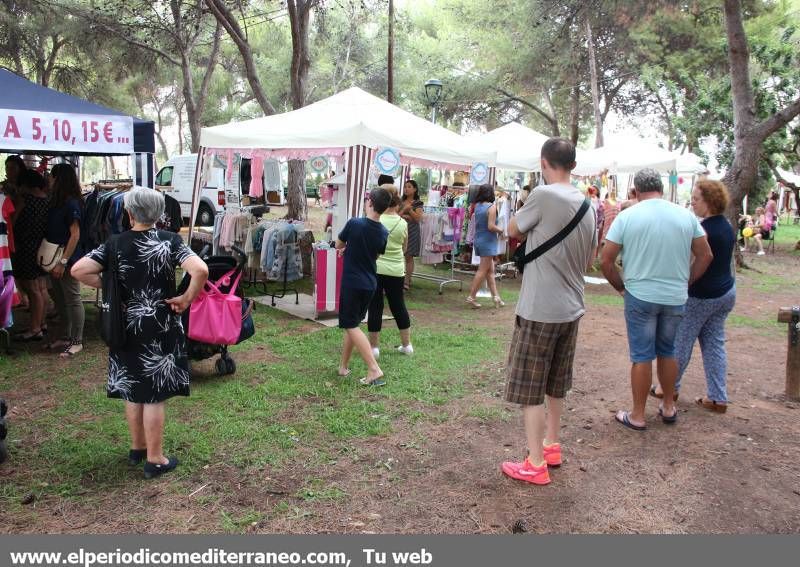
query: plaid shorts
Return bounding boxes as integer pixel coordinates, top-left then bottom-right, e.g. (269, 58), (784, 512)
(505, 316), (581, 406)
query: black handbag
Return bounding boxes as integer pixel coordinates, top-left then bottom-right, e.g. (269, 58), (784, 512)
(96, 236), (128, 349)
(513, 198), (592, 274)
(236, 298), (255, 344)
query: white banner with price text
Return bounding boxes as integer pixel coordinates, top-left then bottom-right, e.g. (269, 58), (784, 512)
(0, 109), (134, 154)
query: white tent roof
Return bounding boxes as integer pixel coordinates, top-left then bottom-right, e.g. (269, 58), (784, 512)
(200, 87), (495, 169)
(476, 122), (550, 171)
(778, 167), (800, 186)
(672, 151), (709, 174)
(572, 137), (677, 176)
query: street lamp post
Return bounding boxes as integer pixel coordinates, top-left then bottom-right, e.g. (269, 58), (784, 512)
(424, 79), (443, 193)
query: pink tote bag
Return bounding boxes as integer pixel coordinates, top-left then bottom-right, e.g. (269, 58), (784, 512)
(188, 269), (243, 345)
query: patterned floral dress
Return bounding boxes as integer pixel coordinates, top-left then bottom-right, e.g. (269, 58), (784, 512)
(87, 229), (196, 404)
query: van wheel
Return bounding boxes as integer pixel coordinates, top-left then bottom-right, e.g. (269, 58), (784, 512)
(196, 204), (214, 226)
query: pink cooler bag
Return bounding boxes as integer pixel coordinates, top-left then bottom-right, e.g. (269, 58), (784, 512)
(188, 269), (243, 345)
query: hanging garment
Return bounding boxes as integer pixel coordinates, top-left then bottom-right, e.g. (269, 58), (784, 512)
(268, 224), (303, 282)
(249, 157), (265, 199)
(419, 212), (443, 264)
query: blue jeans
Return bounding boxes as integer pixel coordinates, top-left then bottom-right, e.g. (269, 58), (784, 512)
(623, 291), (685, 363)
(675, 287), (736, 403)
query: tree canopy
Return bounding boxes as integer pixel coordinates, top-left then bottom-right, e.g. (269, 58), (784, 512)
(1, 0), (798, 201)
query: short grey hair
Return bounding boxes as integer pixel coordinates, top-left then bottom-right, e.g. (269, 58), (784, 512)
(633, 169), (663, 194)
(124, 187), (165, 225)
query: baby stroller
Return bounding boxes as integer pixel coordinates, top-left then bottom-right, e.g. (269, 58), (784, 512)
(178, 244), (251, 376)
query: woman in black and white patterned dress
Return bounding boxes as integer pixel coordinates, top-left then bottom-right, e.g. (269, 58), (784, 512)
(73, 188), (208, 479)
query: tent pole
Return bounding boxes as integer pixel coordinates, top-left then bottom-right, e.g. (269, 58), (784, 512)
(189, 146), (207, 243)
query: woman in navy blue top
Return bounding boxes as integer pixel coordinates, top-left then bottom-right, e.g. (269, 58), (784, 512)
(45, 164), (86, 358)
(654, 180), (735, 412)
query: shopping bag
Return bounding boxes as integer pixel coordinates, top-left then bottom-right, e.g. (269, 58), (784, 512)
(97, 237), (127, 349)
(187, 269), (243, 345)
(236, 298), (255, 344)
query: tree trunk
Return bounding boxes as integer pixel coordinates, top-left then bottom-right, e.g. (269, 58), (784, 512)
(285, 0), (315, 220)
(204, 0), (277, 115)
(542, 89), (561, 137)
(569, 84), (581, 144)
(387, 0), (394, 103)
(288, 1), (312, 110)
(286, 160), (307, 221)
(176, 98), (185, 155)
(585, 18), (603, 148)
(181, 54), (201, 153)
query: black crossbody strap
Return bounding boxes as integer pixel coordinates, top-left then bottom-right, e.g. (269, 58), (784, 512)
(521, 198), (591, 265)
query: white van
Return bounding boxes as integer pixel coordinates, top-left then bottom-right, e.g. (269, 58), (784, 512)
(155, 154), (226, 226)
(155, 154), (284, 226)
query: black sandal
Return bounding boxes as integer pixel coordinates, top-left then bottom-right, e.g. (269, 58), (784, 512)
(59, 341), (83, 358)
(15, 330), (44, 342)
(658, 404), (678, 424)
(649, 385), (679, 401)
(128, 449), (148, 466)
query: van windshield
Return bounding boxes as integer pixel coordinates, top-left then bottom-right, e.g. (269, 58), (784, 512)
(156, 166), (174, 186)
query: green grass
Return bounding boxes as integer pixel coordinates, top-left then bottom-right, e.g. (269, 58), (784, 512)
(1, 283), (502, 502)
(585, 293), (624, 307)
(467, 405), (511, 422)
(295, 479), (348, 502)
(727, 313), (783, 333)
(220, 509), (264, 533)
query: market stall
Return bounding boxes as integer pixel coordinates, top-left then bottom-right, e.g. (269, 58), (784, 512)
(0, 71), (157, 445)
(191, 87), (497, 314)
(1, 69), (157, 345)
(0, 69), (156, 186)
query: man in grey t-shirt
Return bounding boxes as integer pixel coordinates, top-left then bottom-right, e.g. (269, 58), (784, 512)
(501, 138), (596, 486)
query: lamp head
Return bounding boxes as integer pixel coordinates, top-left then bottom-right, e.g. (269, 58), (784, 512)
(424, 79), (443, 106)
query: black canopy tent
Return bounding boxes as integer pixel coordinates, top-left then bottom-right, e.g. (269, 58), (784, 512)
(0, 69), (156, 186)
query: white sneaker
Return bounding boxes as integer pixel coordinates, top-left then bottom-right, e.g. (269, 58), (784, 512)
(396, 344), (414, 355)
(757, 250), (765, 256)
(371, 347), (380, 359)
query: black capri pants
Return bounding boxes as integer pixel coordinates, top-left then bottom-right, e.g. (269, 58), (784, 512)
(367, 274), (411, 332)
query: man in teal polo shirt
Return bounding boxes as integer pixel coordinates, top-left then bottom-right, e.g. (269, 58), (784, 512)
(601, 169), (713, 431)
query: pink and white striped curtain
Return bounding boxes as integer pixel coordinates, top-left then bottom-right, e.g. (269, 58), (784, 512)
(345, 145), (374, 219)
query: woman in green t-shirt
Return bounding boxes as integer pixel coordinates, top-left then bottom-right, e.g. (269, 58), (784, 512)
(367, 185), (413, 358)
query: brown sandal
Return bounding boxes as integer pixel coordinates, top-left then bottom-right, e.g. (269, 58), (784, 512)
(649, 385), (679, 401)
(695, 398), (727, 413)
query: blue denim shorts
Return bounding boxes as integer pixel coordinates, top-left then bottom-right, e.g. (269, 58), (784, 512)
(623, 292), (685, 363)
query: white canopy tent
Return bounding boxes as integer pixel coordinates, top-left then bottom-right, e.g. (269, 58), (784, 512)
(193, 87), (496, 233)
(572, 137), (678, 176)
(475, 122), (550, 172)
(200, 87), (494, 168)
(673, 151), (709, 174)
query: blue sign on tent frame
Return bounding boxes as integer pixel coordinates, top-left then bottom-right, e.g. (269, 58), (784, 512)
(374, 147), (401, 176)
(470, 162), (489, 185)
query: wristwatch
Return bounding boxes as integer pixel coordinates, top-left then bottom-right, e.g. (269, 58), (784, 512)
(59, 258), (68, 266)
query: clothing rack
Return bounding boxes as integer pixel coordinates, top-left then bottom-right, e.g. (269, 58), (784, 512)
(411, 206), (463, 295)
(241, 218), (300, 306)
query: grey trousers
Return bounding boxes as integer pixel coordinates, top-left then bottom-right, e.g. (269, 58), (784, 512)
(49, 269), (85, 342)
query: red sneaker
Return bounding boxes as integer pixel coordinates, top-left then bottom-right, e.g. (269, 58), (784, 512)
(501, 458), (551, 485)
(543, 442), (562, 467)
